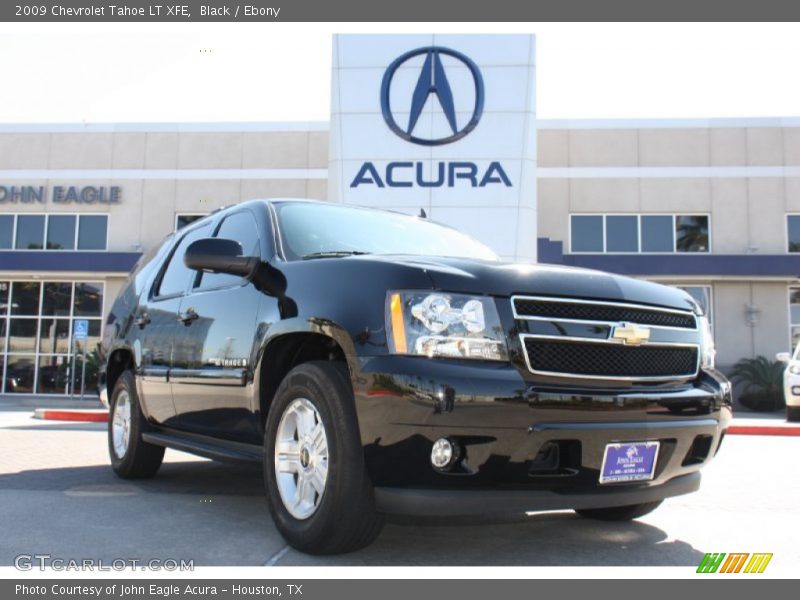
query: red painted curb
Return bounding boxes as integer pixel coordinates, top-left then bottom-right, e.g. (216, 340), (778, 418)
(727, 425), (800, 436)
(33, 409), (109, 423)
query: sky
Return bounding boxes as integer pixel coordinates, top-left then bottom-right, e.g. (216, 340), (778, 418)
(1, 22), (799, 123)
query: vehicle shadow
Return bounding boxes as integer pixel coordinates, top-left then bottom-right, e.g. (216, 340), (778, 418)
(292, 513), (706, 566)
(0, 459), (264, 496)
(0, 459), (706, 567)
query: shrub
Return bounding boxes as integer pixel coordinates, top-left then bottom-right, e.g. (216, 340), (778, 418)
(729, 356), (785, 412)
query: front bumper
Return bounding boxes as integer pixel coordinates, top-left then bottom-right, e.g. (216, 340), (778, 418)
(784, 374), (800, 408)
(353, 356), (731, 516)
(376, 471), (700, 517)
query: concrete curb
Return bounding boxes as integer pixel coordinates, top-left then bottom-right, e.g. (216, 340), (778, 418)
(0, 396), (103, 409)
(728, 424), (800, 436)
(33, 408), (109, 423)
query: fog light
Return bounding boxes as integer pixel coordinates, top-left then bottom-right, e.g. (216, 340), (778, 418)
(431, 438), (455, 469)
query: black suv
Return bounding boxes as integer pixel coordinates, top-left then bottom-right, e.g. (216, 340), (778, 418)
(100, 199), (731, 555)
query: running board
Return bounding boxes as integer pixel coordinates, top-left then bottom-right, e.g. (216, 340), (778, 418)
(142, 430), (263, 463)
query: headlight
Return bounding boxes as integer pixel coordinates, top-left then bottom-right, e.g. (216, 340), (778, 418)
(387, 291), (508, 361)
(699, 315), (716, 369)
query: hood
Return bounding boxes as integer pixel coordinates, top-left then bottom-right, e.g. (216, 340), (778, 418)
(351, 254), (698, 312)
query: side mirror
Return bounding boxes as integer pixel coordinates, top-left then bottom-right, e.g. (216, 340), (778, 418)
(776, 352), (791, 363)
(184, 237), (260, 278)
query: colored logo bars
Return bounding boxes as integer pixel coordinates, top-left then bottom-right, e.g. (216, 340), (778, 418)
(696, 552), (773, 573)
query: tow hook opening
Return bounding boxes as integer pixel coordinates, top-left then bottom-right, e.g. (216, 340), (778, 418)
(682, 434), (714, 466)
(528, 440), (581, 477)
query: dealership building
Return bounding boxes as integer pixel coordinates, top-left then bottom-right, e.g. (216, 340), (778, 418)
(1, 33), (799, 396)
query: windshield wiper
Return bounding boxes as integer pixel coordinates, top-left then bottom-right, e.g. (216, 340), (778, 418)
(301, 250), (372, 260)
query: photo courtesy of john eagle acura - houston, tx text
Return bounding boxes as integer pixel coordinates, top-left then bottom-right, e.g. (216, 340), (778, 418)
(99, 197), (731, 555)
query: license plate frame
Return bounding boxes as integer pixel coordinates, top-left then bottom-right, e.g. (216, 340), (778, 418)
(599, 441), (660, 484)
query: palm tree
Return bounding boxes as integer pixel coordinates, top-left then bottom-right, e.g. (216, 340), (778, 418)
(729, 356), (785, 411)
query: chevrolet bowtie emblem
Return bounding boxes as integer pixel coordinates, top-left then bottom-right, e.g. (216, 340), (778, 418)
(612, 322), (651, 346)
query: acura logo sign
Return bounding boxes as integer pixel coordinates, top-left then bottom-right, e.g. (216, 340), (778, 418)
(380, 47), (485, 146)
(350, 45), (511, 189)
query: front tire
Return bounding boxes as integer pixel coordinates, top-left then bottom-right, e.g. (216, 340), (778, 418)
(108, 371), (164, 479)
(263, 361), (383, 555)
(787, 406), (800, 422)
(575, 500), (663, 521)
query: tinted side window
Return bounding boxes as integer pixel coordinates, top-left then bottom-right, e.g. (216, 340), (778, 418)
(157, 224), (211, 297)
(196, 211), (261, 291)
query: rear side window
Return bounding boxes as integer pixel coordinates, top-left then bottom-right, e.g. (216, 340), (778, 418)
(196, 211), (261, 291)
(156, 224), (211, 297)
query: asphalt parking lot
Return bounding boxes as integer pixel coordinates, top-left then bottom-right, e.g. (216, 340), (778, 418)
(1, 405), (798, 568)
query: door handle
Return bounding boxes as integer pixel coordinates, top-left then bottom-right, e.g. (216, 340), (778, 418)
(134, 313), (151, 329)
(178, 308), (199, 325)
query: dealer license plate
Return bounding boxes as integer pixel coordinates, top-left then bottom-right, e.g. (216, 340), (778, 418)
(599, 441), (660, 484)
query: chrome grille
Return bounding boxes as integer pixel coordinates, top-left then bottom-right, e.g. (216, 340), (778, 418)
(513, 296), (701, 381)
(522, 337), (699, 380)
(512, 296), (697, 329)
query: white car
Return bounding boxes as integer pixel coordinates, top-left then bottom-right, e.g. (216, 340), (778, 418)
(777, 347), (800, 422)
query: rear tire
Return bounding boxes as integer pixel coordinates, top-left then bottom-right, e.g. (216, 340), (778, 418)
(108, 371), (164, 479)
(263, 361), (383, 555)
(787, 406), (800, 422)
(575, 500), (663, 521)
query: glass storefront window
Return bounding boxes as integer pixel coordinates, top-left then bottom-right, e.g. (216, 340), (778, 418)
(10, 282), (40, 316)
(77, 215), (108, 250)
(0, 214), (107, 251)
(8, 319), (37, 353)
(675, 215), (709, 252)
(570, 214), (710, 254)
(38, 355), (70, 394)
(0, 215), (13, 249)
(5, 355), (35, 394)
(42, 282), (73, 316)
(69, 352), (99, 395)
(570, 215), (604, 252)
(0, 281), (8, 315)
(791, 288), (800, 350)
(788, 215), (800, 253)
(15, 215), (45, 250)
(605, 215), (639, 252)
(640, 215), (674, 252)
(46, 215), (77, 250)
(0, 282), (7, 355)
(74, 282), (103, 316)
(39, 319), (71, 354)
(0, 280), (105, 394)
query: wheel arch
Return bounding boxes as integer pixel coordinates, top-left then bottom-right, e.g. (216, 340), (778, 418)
(105, 346), (136, 399)
(254, 323), (359, 429)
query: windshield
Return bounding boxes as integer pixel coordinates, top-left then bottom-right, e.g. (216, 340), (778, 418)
(273, 202), (499, 261)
